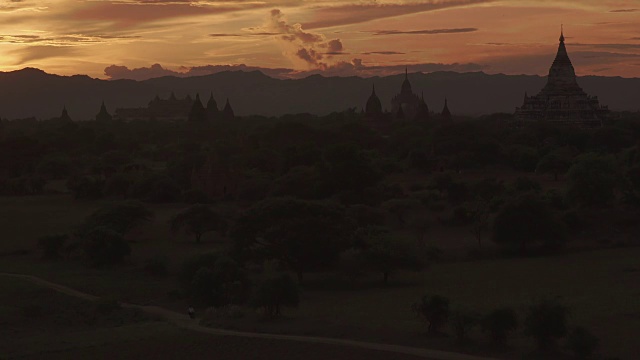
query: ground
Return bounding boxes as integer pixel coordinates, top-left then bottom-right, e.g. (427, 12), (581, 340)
(0, 194), (639, 359)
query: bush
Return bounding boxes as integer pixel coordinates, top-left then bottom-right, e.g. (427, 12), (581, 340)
(37, 234), (68, 259)
(567, 326), (599, 359)
(143, 256), (169, 277)
(250, 273), (299, 318)
(182, 189), (213, 204)
(81, 227), (131, 267)
(180, 254), (250, 307)
(524, 299), (570, 352)
(450, 310), (478, 344)
(412, 294), (450, 334)
(492, 193), (567, 255)
(481, 307), (518, 346)
(566, 153), (619, 206)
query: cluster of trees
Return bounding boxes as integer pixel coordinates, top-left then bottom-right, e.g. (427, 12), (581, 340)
(413, 295), (600, 359)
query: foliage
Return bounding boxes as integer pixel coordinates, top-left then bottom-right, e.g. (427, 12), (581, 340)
(450, 310), (478, 344)
(492, 193), (567, 255)
(66, 175), (104, 199)
(567, 326), (599, 359)
(78, 201), (154, 237)
(37, 234), (68, 259)
(143, 256), (169, 277)
(80, 226), (131, 267)
(481, 307), (519, 346)
(524, 299), (570, 352)
(412, 294), (450, 334)
(181, 254), (250, 307)
(171, 204), (226, 242)
(359, 227), (426, 283)
(250, 273), (299, 318)
(231, 198), (355, 281)
(566, 153), (619, 206)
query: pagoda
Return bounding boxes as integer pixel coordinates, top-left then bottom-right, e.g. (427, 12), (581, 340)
(390, 69), (423, 120)
(96, 101), (112, 121)
(515, 27), (609, 127)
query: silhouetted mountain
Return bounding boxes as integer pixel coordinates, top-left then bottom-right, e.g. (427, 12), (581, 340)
(0, 68), (638, 120)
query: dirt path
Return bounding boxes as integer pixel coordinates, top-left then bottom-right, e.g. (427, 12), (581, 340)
(1, 272), (498, 360)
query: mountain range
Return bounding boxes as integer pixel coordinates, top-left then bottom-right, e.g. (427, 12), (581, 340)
(0, 68), (638, 120)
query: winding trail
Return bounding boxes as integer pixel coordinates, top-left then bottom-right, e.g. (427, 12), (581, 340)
(1, 272), (498, 360)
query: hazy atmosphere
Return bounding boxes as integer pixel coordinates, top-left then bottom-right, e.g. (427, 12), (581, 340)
(1, 0), (639, 79)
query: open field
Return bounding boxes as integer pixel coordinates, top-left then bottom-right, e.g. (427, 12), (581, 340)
(1, 194), (639, 359)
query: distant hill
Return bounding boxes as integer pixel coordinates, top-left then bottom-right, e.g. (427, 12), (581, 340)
(0, 68), (638, 120)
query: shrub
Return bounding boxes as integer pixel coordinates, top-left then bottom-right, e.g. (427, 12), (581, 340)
(180, 254), (250, 307)
(450, 310), (478, 344)
(567, 326), (599, 359)
(143, 256), (169, 277)
(81, 227), (131, 267)
(481, 307), (518, 346)
(566, 153), (619, 206)
(37, 234), (68, 259)
(524, 299), (570, 352)
(412, 294), (450, 334)
(250, 273), (299, 318)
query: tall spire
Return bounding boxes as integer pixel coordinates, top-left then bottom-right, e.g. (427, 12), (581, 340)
(405, 67), (408, 79)
(372, 83), (376, 95)
(560, 24), (564, 43)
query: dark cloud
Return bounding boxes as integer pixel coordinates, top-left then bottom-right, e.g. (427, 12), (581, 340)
(10, 45), (79, 65)
(102, 59), (484, 81)
(266, 9), (345, 68)
(104, 63), (295, 81)
(608, 9), (638, 13)
(571, 42), (640, 50)
(362, 51), (406, 55)
(303, 0), (494, 29)
(371, 28), (478, 36)
(209, 32), (279, 37)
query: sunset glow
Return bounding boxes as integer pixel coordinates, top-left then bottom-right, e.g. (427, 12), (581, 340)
(1, 0), (639, 79)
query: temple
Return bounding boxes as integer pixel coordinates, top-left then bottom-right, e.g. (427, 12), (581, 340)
(115, 92), (230, 121)
(59, 106), (72, 122)
(515, 28), (609, 126)
(390, 69), (423, 120)
(96, 101), (112, 121)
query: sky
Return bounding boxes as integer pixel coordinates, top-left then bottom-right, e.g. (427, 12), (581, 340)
(0, 0), (639, 80)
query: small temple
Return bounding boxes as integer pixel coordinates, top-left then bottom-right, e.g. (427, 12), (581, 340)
(115, 92), (231, 121)
(96, 101), (112, 121)
(59, 106), (72, 122)
(515, 27), (609, 126)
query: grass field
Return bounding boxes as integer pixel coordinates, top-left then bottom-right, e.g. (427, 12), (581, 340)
(1, 194), (639, 359)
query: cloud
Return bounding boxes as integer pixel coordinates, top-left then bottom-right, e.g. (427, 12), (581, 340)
(104, 63), (296, 80)
(362, 51), (406, 55)
(608, 9), (638, 13)
(10, 45), (79, 64)
(0, 33), (139, 45)
(370, 28), (479, 36)
(264, 9), (346, 68)
(303, 0), (495, 29)
(571, 42), (640, 50)
(102, 59), (484, 81)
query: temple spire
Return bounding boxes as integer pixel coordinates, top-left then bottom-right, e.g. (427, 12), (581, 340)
(560, 24), (564, 43)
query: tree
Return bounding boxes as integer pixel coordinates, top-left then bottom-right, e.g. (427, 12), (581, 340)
(231, 198), (355, 281)
(524, 299), (569, 352)
(359, 227), (425, 284)
(566, 153), (619, 206)
(492, 194), (567, 255)
(182, 255), (250, 307)
(481, 307), (518, 346)
(78, 201), (153, 237)
(250, 273), (299, 317)
(171, 205), (226, 243)
(450, 310), (478, 344)
(536, 149), (572, 181)
(37, 234), (68, 259)
(412, 294), (450, 334)
(567, 326), (599, 359)
(81, 226), (131, 267)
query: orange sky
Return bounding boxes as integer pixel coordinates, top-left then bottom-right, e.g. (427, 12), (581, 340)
(0, 0), (639, 79)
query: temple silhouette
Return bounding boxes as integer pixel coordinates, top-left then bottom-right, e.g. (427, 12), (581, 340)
(115, 92), (234, 121)
(515, 28), (609, 126)
(364, 70), (449, 122)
